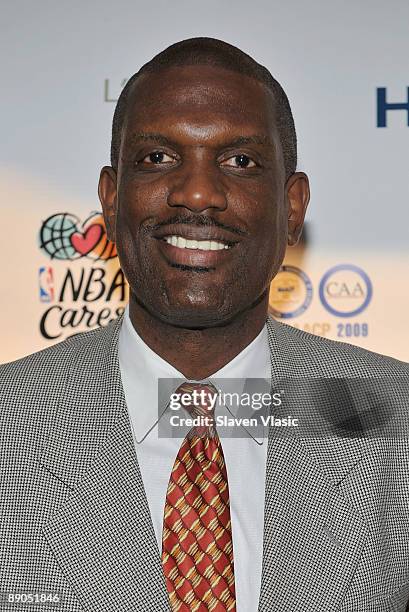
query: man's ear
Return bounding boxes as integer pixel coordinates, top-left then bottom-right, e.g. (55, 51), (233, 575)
(285, 172), (310, 246)
(98, 166), (118, 243)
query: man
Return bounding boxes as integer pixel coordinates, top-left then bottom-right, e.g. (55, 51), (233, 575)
(1, 37), (409, 612)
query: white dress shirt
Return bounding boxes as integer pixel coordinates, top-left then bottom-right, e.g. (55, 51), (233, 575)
(118, 303), (270, 612)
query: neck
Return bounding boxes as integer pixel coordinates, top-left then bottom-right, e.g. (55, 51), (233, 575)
(128, 293), (270, 380)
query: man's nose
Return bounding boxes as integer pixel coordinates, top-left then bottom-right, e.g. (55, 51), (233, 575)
(167, 164), (227, 212)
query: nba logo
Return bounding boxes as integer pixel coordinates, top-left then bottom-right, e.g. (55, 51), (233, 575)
(39, 266), (54, 302)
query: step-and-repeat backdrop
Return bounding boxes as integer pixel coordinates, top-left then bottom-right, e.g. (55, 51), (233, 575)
(1, 1), (408, 363)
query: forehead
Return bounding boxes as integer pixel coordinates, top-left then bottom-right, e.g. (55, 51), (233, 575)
(123, 64), (277, 144)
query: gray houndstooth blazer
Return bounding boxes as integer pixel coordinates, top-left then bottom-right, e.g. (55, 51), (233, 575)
(1, 312), (409, 612)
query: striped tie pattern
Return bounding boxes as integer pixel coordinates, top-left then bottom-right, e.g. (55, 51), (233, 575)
(162, 382), (236, 612)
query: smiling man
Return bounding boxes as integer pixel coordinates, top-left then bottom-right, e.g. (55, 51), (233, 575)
(1, 37), (409, 612)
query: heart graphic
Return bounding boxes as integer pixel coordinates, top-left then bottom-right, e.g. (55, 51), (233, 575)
(70, 224), (103, 255)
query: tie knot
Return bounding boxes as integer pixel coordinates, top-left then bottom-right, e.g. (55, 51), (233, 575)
(174, 382), (217, 418)
(173, 382), (218, 437)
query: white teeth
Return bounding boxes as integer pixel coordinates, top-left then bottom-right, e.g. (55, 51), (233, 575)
(164, 235), (230, 251)
(176, 237), (186, 248)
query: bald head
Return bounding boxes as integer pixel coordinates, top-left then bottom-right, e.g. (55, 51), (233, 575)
(110, 37), (297, 180)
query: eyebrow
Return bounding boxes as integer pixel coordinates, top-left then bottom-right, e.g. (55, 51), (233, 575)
(127, 132), (273, 148)
(226, 135), (271, 146)
(128, 132), (177, 147)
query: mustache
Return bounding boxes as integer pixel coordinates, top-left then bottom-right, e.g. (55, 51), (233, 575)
(145, 214), (248, 237)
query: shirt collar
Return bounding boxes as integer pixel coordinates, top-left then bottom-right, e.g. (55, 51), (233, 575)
(118, 303), (271, 441)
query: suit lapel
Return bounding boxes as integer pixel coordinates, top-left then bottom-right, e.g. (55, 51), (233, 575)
(258, 317), (369, 611)
(40, 314), (170, 612)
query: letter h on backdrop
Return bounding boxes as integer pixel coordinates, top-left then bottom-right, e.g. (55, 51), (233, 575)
(377, 86), (409, 127)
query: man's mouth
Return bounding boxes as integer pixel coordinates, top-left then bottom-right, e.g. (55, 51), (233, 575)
(154, 232), (237, 269)
(152, 224), (240, 268)
(162, 235), (231, 251)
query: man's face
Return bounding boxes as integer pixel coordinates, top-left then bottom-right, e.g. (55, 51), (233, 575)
(100, 64), (307, 328)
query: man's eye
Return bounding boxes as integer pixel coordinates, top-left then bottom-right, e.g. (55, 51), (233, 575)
(221, 154), (257, 169)
(139, 151), (175, 165)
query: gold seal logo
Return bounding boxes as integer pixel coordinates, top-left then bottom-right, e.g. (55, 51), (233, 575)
(269, 266), (313, 319)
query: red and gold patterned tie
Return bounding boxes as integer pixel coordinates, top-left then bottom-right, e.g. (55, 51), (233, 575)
(162, 382), (236, 612)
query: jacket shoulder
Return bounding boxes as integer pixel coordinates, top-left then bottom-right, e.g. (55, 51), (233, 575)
(0, 319), (119, 405)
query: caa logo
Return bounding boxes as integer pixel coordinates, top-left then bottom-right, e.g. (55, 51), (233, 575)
(319, 264), (372, 317)
(269, 265), (313, 319)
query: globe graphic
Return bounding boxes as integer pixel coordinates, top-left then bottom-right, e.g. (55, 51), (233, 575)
(39, 213), (82, 260)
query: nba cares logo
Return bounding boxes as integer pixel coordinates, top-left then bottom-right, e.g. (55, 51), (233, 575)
(38, 212), (117, 261)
